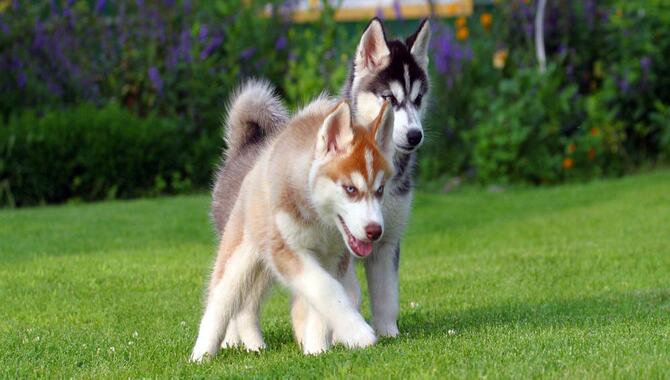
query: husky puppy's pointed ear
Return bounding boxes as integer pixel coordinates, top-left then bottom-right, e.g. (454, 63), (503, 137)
(317, 102), (354, 157)
(355, 18), (391, 73)
(406, 18), (431, 70)
(371, 100), (394, 157)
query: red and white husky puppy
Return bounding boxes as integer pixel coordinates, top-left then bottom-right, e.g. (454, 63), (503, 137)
(190, 99), (395, 362)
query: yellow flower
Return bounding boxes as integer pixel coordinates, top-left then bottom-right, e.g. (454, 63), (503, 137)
(562, 158), (574, 170)
(455, 17), (467, 29)
(0, 0), (10, 13)
(493, 49), (508, 69)
(567, 143), (576, 154)
(456, 27), (469, 41)
(480, 12), (493, 31)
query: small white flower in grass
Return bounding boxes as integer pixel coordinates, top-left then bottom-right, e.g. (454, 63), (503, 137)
(132, 331), (139, 338)
(410, 302), (420, 309)
(180, 321), (187, 327)
(109, 346), (115, 353)
(447, 329), (457, 336)
(128, 341), (134, 346)
(33, 336), (41, 342)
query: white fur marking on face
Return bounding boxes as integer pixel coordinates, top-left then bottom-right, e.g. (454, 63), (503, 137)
(350, 172), (367, 193)
(389, 81), (404, 105)
(410, 81), (421, 103)
(365, 148), (373, 181)
(403, 64), (410, 94)
(373, 171), (385, 190)
(356, 91), (383, 125)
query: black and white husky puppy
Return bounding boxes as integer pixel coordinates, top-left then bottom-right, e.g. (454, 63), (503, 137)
(291, 18), (431, 349)
(210, 18), (431, 353)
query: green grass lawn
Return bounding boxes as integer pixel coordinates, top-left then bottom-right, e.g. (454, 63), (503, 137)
(1, 171), (669, 379)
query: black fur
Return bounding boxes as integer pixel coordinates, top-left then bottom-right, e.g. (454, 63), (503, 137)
(393, 242), (400, 272)
(342, 19), (429, 198)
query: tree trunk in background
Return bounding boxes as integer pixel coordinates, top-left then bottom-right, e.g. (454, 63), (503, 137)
(535, 0), (547, 73)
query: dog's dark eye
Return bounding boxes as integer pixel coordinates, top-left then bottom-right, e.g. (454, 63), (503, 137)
(376, 185), (384, 197)
(381, 94), (398, 107)
(343, 185), (358, 196)
(414, 94), (423, 106)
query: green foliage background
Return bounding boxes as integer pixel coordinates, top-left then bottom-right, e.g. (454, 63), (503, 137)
(1, 0), (670, 206)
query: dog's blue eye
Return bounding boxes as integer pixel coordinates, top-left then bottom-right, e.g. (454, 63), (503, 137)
(343, 185), (358, 195)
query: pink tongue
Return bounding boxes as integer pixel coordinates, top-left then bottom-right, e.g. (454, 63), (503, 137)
(349, 235), (373, 257)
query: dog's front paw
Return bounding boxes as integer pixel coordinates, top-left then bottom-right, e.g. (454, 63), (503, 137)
(302, 331), (330, 355)
(302, 341), (329, 355)
(243, 340), (266, 353)
(190, 339), (218, 363)
(336, 322), (376, 349)
(374, 321), (399, 338)
(189, 349), (212, 363)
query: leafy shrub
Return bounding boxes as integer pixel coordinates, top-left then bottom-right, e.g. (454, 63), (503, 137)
(468, 66), (578, 184)
(282, 4), (354, 106)
(0, 104), (199, 207)
(0, 0), (291, 164)
(422, 1), (670, 184)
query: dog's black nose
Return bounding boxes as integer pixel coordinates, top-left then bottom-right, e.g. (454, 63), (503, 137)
(365, 223), (382, 241)
(406, 129), (423, 146)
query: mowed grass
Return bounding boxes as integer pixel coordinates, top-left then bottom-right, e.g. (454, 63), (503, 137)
(1, 171), (669, 379)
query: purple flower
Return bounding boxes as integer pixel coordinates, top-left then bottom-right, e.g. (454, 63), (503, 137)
(375, 7), (384, 20)
(584, 0), (596, 28)
(0, 17), (9, 36)
(200, 34), (223, 60)
(240, 47), (256, 61)
(198, 25), (209, 43)
(617, 77), (630, 94)
(640, 56), (652, 81)
(16, 70), (27, 89)
(275, 36), (287, 50)
(431, 26), (472, 83)
(12, 0), (19, 10)
(174, 30), (192, 63)
(393, 0), (402, 20)
(640, 56), (652, 72)
(148, 67), (163, 93)
(95, 0), (106, 13)
(47, 81), (63, 98)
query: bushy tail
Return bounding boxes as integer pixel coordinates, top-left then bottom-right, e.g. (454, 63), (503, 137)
(223, 79), (288, 158)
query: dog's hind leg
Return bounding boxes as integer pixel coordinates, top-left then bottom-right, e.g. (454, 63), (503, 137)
(222, 268), (272, 351)
(190, 240), (261, 362)
(364, 241), (400, 337)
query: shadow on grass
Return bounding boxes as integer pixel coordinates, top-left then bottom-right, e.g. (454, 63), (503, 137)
(397, 289), (670, 340)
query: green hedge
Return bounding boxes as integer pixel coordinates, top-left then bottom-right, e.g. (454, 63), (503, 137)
(0, 104), (207, 207)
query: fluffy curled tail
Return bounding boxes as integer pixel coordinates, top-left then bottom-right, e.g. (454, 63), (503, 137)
(223, 79), (288, 158)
